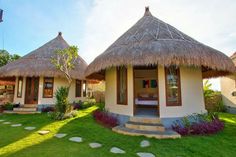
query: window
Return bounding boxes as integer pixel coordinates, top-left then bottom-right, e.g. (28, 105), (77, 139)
(17, 77), (23, 98)
(165, 66), (181, 106)
(76, 80), (82, 97)
(83, 81), (87, 97)
(117, 67), (127, 105)
(43, 77), (54, 98)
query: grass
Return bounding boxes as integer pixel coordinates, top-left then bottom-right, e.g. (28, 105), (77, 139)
(0, 107), (236, 157)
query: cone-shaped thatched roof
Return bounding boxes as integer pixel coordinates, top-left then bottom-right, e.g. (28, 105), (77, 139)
(0, 32), (87, 79)
(86, 7), (235, 79)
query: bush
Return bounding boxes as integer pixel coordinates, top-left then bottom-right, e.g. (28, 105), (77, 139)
(93, 110), (118, 128)
(3, 102), (14, 110)
(48, 110), (78, 120)
(42, 106), (55, 113)
(80, 99), (96, 109)
(97, 102), (105, 111)
(172, 113), (224, 136)
(53, 86), (73, 120)
(55, 87), (71, 113)
(73, 100), (83, 110)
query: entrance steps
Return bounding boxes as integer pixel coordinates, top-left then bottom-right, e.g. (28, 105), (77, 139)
(112, 117), (181, 139)
(12, 104), (38, 114)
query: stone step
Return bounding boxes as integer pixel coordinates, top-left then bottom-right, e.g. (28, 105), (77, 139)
(112, 125), (181, 139)
(125, 121), (165, 132)
(13, 107), (37, 112)
(130, 117), (161, 124)
(23, 104), (37, 108)
(3, 110), (39, 114)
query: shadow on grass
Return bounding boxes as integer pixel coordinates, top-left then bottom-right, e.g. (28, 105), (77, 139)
(0, 106), (98, 157)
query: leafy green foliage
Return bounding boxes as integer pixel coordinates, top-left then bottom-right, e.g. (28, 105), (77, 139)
(3, 102), (14, 110)
(203, 80), (226, 112)
(0, 50), (21, 67)
(53, 86), (73, 120)
(51, 46), (78, 86)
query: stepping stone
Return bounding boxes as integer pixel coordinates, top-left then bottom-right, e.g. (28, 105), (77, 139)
(38, 130), (50, 135)
(140, 140), (150, 147)
(89, 142), (102, 148)
(0, 120), (5, 122)
(3, 122), (11, 124)
(11, 124), (22, 127)
(137, 152), (156, 157)
(69, 137), (83, 143)
(110, 147), (126, 154)
(24, 127), (36, 130)
(54, 133), (67, 138)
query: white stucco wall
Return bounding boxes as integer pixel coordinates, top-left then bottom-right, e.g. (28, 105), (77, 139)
(105, 66), (206, 118)
(220, 75), (236, 108)
(13, 76), (86, 105)
(105, 66), (134, 116)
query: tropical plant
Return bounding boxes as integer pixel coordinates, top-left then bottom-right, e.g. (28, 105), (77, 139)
(203, 80), (214, 98)
(51, 46), (78, 87)
(52, 86), (73, 120)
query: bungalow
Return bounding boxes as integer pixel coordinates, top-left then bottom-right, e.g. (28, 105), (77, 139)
(0, 32), (88, 113)
(85, 7), (235, 136)
(221, 52), (236, 113)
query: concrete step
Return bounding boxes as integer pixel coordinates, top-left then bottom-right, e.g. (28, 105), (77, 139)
(112, 125), (181, 139)
(23, 104), (37, 108)
(125, 121), (165, 132)
(130, 117), (161, 124)
(3, 110), (39, 114)
(13, 107), (37, 112)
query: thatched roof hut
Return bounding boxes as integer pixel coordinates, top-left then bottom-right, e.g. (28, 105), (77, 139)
(0, 32), (87, 79)
(86, 7), (235, 79)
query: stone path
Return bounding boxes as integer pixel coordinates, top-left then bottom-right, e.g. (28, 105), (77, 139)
(24, 127), (36, 130)
(110, 147), (126, 154)
(89, 142), (102, 148)
(54, 133), (67, 138)
(38, 130), (50, 135)
(69, 137), (83, 143)
(137, 152), (156, 157)
(3, 122), (11, 124)
(0, 119), (158, 156)
(11, 124), (22, 127)
(140, 140), (150, 147)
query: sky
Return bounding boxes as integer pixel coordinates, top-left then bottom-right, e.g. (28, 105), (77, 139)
(0, 0), (236, 90)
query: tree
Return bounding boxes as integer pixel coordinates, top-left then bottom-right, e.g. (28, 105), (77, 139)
(50, 46), (79, 120)
(51, 46), (78, 87)
(0, 50), (21, 67)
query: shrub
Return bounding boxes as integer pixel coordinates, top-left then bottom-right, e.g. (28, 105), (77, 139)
(93, 110), (118, 128)
(172, 113), (224, 136)
(97, 102), (105, 111)
(53, 86), (73, 120)
(80, 99), (96, 109)
(73, 100), (83, 110)
(42, 106), (55, 113)
(3, 102), (14, 110)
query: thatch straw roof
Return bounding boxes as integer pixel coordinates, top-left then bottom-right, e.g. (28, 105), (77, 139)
(86, 7), (235, 79)
(0, 32), (87, 79)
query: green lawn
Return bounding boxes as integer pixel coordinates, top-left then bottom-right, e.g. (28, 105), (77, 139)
(0, 107), (236, 157)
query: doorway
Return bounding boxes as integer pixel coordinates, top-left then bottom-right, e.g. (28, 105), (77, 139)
(133, 66), (159, 117)
(25, 77), (39, 104)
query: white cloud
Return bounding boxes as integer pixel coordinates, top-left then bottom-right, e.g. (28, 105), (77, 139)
(80, 0), (236, 63)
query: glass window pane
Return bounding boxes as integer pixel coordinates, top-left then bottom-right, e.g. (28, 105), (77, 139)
(17, 77), (23, 98)
(76, 80), (82, 97)
(43, 77), (53, 98)
(117, 67), (127, 105)
(165, 67), (181, 106)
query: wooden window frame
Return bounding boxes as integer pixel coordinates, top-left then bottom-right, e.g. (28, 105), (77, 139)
(17, 77), (23, 98)
(75, 79), (82, 97)
(165, 67), (182, 106)
(43, 77), (54, 98)
(117, 67), (128, 105)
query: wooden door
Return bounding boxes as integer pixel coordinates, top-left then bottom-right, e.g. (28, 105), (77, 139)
(25, 77), (39, 104)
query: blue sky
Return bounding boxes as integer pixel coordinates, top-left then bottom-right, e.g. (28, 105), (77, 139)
(0, 0), (236, 90)
(0, 0), (93, 55)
